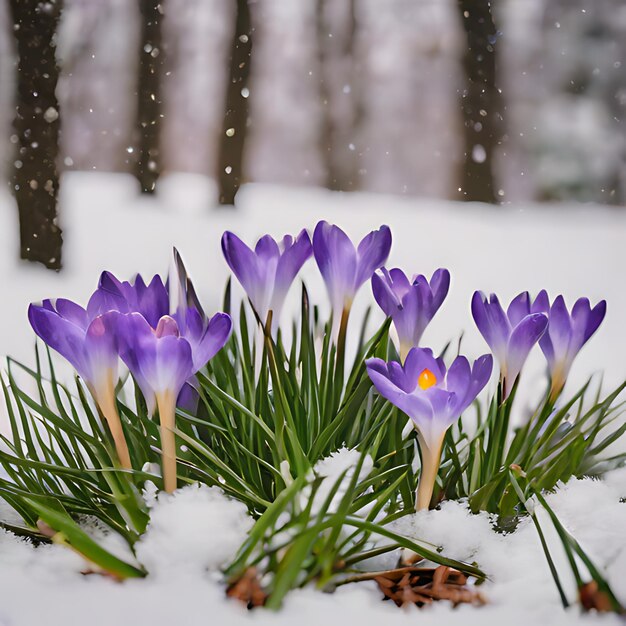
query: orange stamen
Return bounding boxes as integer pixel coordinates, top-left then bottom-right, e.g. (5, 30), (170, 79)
(418, 368), (437, 390)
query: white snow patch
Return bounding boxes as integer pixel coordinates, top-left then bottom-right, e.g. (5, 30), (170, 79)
(313, 447), (373, 511)
(135, 484), (252, 578)
(389, 473), (626, 622)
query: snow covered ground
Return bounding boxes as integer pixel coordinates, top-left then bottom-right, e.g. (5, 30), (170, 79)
(0, 173), (625, 625)
(0, 464), (623, 626)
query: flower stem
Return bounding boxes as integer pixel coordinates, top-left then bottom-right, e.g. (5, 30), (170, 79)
(90, 378), (131, 470)
(254, 322), (265, 383)
(156, 391), (177, 493)
(415, 433), (445, 511)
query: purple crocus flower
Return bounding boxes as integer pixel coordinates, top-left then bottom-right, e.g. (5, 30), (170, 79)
(115, 307), (232, 493)
(472, 291), (548, 400)
(313, 221), (392, 340)
(28, 300), (131, 469)
(90, 250), (210, 415)
(366, 348), (492, 510)
(531, 290), (606, 400)
(87, 270), (169, 328)
(372, 268), (450, 360)
(221, 230), (312, 331)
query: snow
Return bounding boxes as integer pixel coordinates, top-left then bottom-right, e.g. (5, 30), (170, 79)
(391, 475), (626, 616)
(135, 484), (253, 577)
(0, 173), (625, 624)
(0, 472), (623, 625)
(310, 447), (374, 514)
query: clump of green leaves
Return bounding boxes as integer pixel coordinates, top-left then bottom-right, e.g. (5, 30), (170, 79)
(438, 378), (626, 519)
(0, 281), (624, 610)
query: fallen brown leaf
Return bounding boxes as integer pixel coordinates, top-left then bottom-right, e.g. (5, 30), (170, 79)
(226, 567), (267, 609)
(579, 581), (615, 613)
(373, 565), (486, 608)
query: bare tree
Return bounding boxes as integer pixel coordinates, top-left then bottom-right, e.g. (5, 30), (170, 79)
(457, 0), (502, 203)
(217, 0), (252, 205)
(136, 0), (164, 193)
(8, 0), (63, 269)
(0, 1), (14, 185)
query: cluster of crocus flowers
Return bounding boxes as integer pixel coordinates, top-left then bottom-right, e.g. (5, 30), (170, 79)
(366, 348), (493, 510)
(223, 220), (392, 344)
(29, 251), (232, 493)
(29, 220), (608, 514)
(471, 290), (606, 402)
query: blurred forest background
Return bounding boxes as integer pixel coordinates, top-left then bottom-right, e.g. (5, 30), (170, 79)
(0, 0), (625, 270)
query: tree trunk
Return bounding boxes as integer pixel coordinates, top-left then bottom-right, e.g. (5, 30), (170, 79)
(457, 0), (501, 203)
(136, 0), (164, 193)
(8, 0), (63, 269)
(217, 0), (252, 206)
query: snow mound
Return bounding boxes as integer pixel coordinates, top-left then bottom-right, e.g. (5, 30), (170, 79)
(135, 484), (252, 578)
(310, 447), (374, 515)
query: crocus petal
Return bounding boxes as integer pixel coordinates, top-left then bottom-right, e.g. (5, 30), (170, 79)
(506, 313), (549, 383)
(471, 291), (493, 348)
(388, 268), (412, 297)
(396, 288), (422, 347)
(386, 360), (414, 393)
(87, 272), (130, 318)
(531, 289), (550, 314)
(506, 291), (531, 328)
(313, 221), (358, 311)
(255, 234), (281, 262)
(366, 358), (434, 425)
(83, 313), (120, 383)
(371, 271), (401, 317)
(429, 268), (450, 312)
(28, 304), (89, 379)
(169, 249), (205, 325)
(221, 231), (265, 312)
(422, 388), (459, 435)
(116, 313), (158, 413)
(445, 355), (471, 401)
(271, 229), (312, 317)
(471, 291), (510, 365)
(547, 296), (573, 361)
(138, 275), (170, 328)
(192, 312), (232, 371)
(354, 225), (392, 289)
(122, 313), (194, 397)
(54, 299), (89, 330)
(152, 336), (194, 396)
(460, 354), (493, 412)
(583, 300), (606, 344)
(155, 315), (180, 338)
(177, 378), (200, 414)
